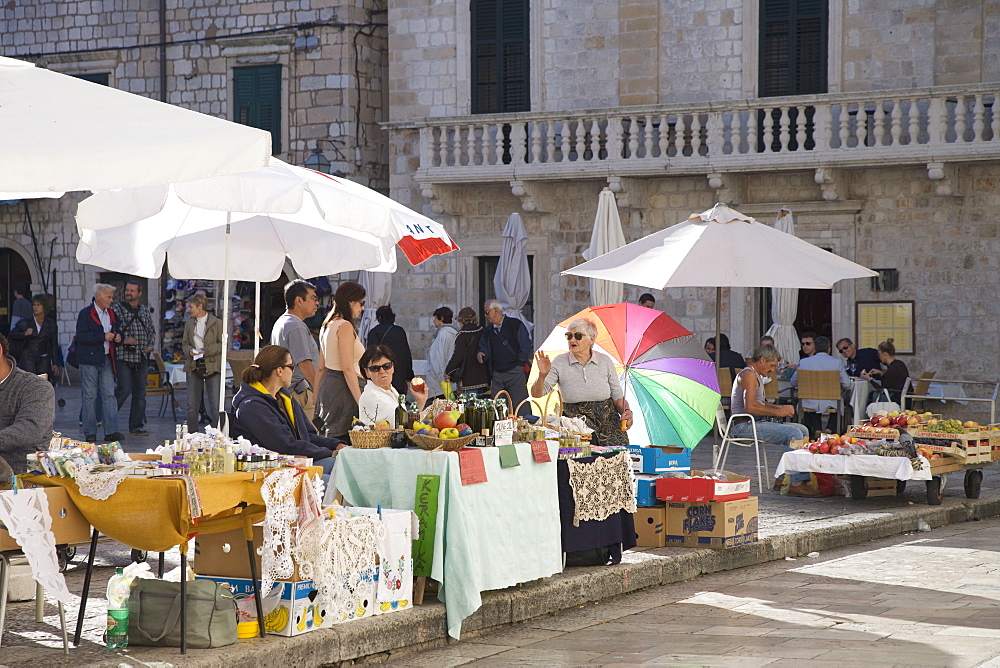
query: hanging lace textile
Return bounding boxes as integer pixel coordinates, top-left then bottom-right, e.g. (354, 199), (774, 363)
(0, 489), (73, 603)
(259, 469), (300, 598)
(72, 465), (130, 501)
(566, 451), (636, 526)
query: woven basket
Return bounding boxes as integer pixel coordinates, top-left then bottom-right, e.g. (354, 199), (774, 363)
(348, 429), (393, 449)
(405, 430), (478, 451)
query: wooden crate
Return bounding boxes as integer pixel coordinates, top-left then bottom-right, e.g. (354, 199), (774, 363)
(848, 426), (900, 441)
(928, 456), (964, 475)
(866, 478), (898, 498)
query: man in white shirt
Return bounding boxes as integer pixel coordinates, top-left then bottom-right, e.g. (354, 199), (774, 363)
(790, 336), (850, 437)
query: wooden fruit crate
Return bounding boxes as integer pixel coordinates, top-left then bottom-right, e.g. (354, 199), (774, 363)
(912, 429), (987, 461)
(848, 426), (900, 441)
(928, 455), (964, 474)
(866, 478), (898, 498)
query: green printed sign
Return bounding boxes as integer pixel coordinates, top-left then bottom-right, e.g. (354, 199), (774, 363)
(412, 474), (440, 577)
(498, 443), (520, 468)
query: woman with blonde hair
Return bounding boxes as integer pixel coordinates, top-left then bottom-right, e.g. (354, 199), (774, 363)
(315, 281), (367, 439)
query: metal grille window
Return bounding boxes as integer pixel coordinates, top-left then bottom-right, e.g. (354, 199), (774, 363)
(759, 0), (828, 97)
(233, 65), (282, 154)
(471, 0), (530, 114)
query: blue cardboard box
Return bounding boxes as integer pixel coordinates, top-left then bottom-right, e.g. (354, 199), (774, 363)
(634, 474), (661, 507)
(628, 445), (691, 474)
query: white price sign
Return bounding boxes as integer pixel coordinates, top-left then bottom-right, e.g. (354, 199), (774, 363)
(493, 419), (515, 446)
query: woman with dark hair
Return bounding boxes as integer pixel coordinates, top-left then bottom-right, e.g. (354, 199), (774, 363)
(427, 306), (458, 399)
(232, 345), (345, 477)
(365, 305), (413, 395)
(445, 307), (490, 396)
(861, 338), (909, 404)
(315, 281), (367, 439)
(356, 345), (428, 427)
(9, 294), (60, 381)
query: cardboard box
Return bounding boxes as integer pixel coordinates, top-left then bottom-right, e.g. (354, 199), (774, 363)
(194, 526), (300, 581)
(0, 487), (91, 551)
(195, 576), (334, 636)
(633, 505), (666, 548)
(634, 474), (660, 507)
(656, 470), (751, 503)
(663, 497), (758, 549)
(628, 444), (691, 474)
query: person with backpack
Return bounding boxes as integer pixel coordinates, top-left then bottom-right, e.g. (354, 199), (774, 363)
(111, 280), (155, 436)
(365, 305), (413, 396)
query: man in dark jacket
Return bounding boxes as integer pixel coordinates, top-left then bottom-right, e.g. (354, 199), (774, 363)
(0, 332), (55, 479)
(477, 300), (532, 415)
(836, 338), (881, 377)
(76, 284), (123, 442)
(366, 305), (414, 396)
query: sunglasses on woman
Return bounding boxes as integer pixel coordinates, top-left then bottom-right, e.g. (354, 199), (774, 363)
(366, 362), (394, 373)
(565, 332), (585, 341)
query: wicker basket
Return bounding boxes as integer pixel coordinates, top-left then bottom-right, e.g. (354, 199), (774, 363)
(405, 430), (478, 451)
(348, 429), (393, 449)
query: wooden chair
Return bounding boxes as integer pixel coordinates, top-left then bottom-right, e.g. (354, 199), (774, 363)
(763, 370), (779, 401)
(147, 353), (178, 421)
(226, 351), (255, 402)
(910, 371), (936, 411)
(713, 407), (770, 495)
(795, 369), (845, 434)
(717, 368), (734, 409)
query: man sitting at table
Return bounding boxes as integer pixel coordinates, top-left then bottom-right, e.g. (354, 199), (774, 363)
(790, 336), (851, 437)
(732, 344), (819, 498)
(0, 332), (55, 485)
(835, 337), (881, 378)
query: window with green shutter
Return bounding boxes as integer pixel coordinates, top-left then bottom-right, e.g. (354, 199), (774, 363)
(759, 0), (827, 97)
(233, 65), (282, 154)
(471, 0), (530, 114)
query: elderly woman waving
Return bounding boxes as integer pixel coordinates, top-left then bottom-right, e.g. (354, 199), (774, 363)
(530, 318), (632, 446)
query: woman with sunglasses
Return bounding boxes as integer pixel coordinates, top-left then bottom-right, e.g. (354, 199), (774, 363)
(316, 281), (367, 440)
(530, 318), (632, 446)
(232, 345), (346, 478)
(357, 345), (429, 427)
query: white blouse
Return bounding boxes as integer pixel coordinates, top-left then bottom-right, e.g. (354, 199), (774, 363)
(357, 382), (401, 427)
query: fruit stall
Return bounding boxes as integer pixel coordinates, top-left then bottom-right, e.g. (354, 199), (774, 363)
(776, 410), (1000, 504)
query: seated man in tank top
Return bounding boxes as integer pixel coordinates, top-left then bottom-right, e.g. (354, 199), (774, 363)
(731, 344), (820, 498)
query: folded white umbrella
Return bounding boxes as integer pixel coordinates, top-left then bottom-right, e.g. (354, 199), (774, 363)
(582, 188), (627, 306)
(493, 212), (533, 333)
(765, 208), (801, 362)
(0, 56), (271, 193)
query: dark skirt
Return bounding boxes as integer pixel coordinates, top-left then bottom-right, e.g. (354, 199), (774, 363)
(315, 368), (367, 439)
(563, 398), (629, 448)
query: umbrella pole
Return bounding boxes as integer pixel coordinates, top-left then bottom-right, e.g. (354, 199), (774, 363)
(219, 216), (231, 436)
(254, 281), (261, 356)
(714, 287), (723, 466)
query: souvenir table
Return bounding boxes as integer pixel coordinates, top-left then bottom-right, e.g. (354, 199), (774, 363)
(334, 443), (563, 639)
(23, 467), (320, 651)
(557, 453), (636, 563)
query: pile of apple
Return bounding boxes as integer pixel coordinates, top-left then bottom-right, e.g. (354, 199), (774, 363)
(863, 409), (930, 430)
(794, 433), (875, 456)
(412, 410), (474, 439)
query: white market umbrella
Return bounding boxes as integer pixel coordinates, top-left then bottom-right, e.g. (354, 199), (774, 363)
(764, 208), (800, 362)
(493, 212), (533, 333)
(357, 270), (393, 344)
(76, 158), (459, 427)
(0, 56), (270, 193)
(582, 188), (626, 306)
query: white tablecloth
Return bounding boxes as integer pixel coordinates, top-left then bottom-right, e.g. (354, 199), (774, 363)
(776, 451), (932, 481)
(924, 382), (969, 405)
(850, 378), (872, 420)
(165, 363), (235, 388)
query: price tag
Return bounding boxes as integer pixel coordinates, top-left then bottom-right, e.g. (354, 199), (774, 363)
(530, 441), (551, 463)
(493, 419), (515, 446)
(457, 447), (488, 485)
(498, 443), (520, 468)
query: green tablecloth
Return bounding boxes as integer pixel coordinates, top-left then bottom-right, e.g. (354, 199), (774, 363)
(334, 443), (563, 638)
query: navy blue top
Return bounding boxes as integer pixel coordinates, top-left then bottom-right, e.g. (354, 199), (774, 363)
(846, 347), (881, 377)
(477, 315), (532, 374)
(232, 383), (344, 460)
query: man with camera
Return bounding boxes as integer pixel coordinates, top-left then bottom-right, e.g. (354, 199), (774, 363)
(112, 281), (155, 436)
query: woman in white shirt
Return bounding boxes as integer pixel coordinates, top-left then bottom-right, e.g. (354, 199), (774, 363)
(356, 345), (428, 427)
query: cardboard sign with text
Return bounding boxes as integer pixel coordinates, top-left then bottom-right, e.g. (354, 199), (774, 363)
(663, 497), (758, 549)
(412, 474), (439, 576)
(493, 419), (515, 446)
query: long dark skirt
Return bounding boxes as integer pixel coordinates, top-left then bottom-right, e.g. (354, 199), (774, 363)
(315, 368), (367, 439)
(563, 398), (629, 447)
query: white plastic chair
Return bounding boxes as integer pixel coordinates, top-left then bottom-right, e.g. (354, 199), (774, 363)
(713, 407), (770, 495)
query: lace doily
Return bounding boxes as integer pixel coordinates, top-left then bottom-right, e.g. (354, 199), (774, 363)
(73, 464), (131, 501)
(566, 451), (636, 526)
(260, 469), (300, 597)
(292, 514), (384, 620)
(0, 489), (72, 603)
(296, 473), (324, 540)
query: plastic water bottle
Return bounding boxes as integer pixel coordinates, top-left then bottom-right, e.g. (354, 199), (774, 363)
(106, 567), (130, 649)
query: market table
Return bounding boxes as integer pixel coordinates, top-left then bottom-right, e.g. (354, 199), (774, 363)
(334, 443), (563, 639)
(23, 467), (320, 650)
(775, 451), (932, 481)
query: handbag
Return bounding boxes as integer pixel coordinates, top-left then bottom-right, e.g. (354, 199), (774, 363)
(866, 389), (901, 419)
(128, 578), (238, 648)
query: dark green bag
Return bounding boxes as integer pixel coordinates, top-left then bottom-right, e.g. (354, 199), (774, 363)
(128, 578), (238, 648)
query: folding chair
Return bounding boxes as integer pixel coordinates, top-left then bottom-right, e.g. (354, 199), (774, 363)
(795, 369), (845, 435)
(147, 353), (178, 421)
(713, 406), (770, 495)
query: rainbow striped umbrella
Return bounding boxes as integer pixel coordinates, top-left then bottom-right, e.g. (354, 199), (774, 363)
(531, 303), (720, 449)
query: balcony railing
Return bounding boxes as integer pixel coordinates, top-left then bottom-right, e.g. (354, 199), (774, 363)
(391, 85), (1000, 181)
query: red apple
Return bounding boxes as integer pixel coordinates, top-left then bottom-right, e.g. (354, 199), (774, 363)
(808, 443), (821, 454)
(434, 410), (460, 431)
(829, 444), (840, 455)
(818, 443), (831, 454)
(894, 416), (909, 427)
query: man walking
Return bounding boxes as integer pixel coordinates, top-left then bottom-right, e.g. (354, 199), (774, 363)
(112, 280), (155, 436)
(477, 299), (532, 415)
(270, 279), (320, 420)
(76, 284), (123, 442)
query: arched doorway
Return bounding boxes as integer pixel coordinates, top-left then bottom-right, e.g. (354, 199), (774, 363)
(0, 248), (33, 336)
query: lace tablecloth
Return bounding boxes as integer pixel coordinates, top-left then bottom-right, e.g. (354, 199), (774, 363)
(566, 451), (636, 526)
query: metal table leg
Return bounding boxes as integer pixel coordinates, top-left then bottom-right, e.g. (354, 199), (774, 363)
(180, 548), (187, 654)
(158, 552), (165, 578)
(0, 553), (10, 647)
(35, 582), (44, 622)
(73, 528), (100, 645)
(244, 519), (266, 638)
(58, 601), (68, 655)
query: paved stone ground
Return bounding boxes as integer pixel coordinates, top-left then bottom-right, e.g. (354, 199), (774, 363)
(381, 516), (1000, 667)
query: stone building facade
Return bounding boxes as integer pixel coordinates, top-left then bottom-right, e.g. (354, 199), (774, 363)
(1, 0), (388, 356)
(385, 0), (1000, 419)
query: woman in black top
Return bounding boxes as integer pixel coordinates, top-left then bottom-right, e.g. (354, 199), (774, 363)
(9, 295), (60, 382)
(861, 338), (909, 403)
(365, 305), (413, 396)
(446, 307), (490, 395)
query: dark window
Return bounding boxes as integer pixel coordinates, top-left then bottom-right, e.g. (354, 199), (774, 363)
(72, 72), (110, 86)
(233, 65), (282, 154)
(477, 255), (534, 324)
(759, 0), (828, 97)
(471, 0), (530, 114)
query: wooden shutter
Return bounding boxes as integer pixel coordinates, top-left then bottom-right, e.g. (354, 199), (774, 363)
(760, 0), (826, 97)
(471, 0), (529, 113)
(233, 65), (282, 154)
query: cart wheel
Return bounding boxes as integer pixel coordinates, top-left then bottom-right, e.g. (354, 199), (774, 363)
(850, 475), (868, 500)
(896, 480), (907, 495)
(964, 470), (983, 499)
(925, 476), (943, 505)
(56, 546), (71, 572)
(65, 545), (77, 561)
(131, 549), (148, 563)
